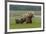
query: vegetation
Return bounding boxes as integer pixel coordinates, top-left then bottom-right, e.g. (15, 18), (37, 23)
(10, 5), (41, 11)
(10, 17), (41, 29)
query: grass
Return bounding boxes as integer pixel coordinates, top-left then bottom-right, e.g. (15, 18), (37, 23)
(9, 17), (41, 29)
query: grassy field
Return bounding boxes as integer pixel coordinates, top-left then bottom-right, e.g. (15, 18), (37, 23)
(9, 11), (41, 29)
(10, 17), (41, 29)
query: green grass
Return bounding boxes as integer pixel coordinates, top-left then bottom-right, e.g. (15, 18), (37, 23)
(9, 17), (41, 29)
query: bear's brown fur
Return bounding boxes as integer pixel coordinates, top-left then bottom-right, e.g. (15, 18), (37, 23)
(16, 12), (34, 24)
(22, 12), (34, 24)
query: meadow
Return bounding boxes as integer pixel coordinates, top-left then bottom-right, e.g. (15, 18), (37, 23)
(9, 11), (41, 29)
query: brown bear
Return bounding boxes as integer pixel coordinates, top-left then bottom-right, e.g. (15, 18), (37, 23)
(26, 13), (34, 24)
(22, 12), (34, 24)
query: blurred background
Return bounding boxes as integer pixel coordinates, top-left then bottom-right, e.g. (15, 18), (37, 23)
(10, 5), (41, 17)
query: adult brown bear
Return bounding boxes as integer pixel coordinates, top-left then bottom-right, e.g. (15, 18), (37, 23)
(22, 12), (34, 24)
(26, 12), (34, 24)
